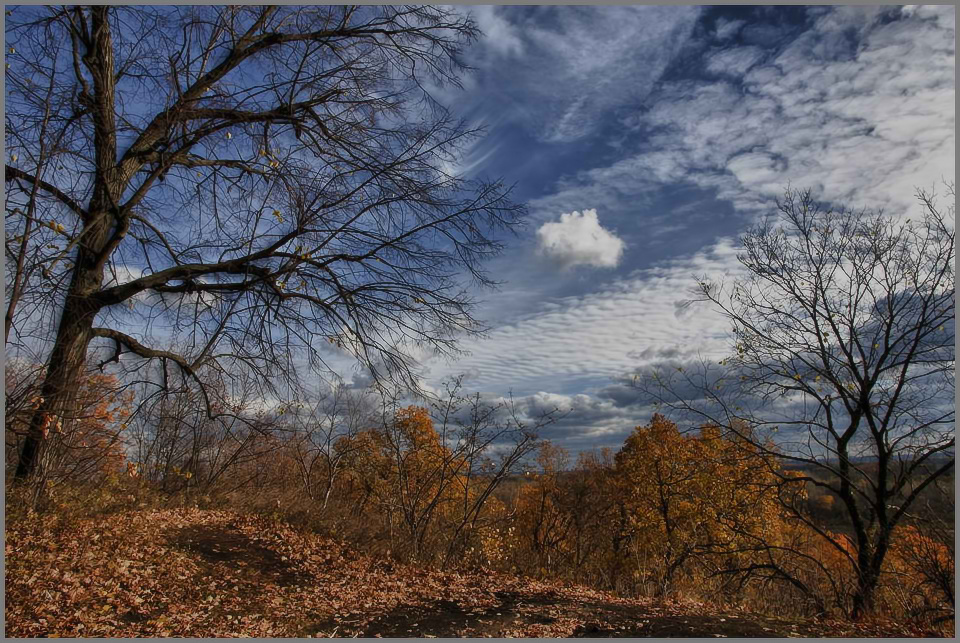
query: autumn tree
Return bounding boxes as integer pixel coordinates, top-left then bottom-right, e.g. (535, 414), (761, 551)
(335, 381), (549, 563)
(282, 383), (376, 512)
(5, 360), (133, 486)
(612, 415), (785, 597)
(887, 521), (955, 625)
(635, 187), (955, 617)
(511, 442), (573, 575)
(509, 443), (617, 582)
(5, 5), (525, 481)
(125, 372), (283, 496)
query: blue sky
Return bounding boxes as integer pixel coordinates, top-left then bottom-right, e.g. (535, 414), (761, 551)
(5, 5), (953, 456)
(390, 4), (955, 452)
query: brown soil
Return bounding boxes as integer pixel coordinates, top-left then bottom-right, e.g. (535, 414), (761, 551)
(6, 509), (934, 638)
(165, 521), (905, 638)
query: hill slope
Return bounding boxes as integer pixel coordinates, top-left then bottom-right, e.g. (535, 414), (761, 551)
(5, 508), (924, 637)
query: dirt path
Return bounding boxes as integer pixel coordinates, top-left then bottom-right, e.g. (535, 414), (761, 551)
(163, 515), (909, 638)
(5, 509), (929, 637)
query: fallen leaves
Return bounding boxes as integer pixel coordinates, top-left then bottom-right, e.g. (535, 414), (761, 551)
(4, 508), (934, 638)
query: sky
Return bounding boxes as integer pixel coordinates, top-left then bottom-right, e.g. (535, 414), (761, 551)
(394, 4), (955, 453)
(5, 5), (954, 457)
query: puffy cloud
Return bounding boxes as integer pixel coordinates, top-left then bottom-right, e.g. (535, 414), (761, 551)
(536, 209), (625, 269)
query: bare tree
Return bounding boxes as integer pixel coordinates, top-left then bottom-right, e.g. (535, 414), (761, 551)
(5, 6), (525, 480)
(126, 370), (280, 497)
(634, 186), (955, 618)
(284, 382), (376, 512)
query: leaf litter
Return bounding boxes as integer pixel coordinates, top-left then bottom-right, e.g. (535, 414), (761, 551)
(5, 509), (929, 637)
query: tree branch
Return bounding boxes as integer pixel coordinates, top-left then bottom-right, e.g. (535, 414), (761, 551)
(5, 165), (90, 221)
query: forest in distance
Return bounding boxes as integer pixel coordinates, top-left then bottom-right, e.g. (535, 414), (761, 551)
(5, 4), (954, 638)
(5, 369), (956, 636)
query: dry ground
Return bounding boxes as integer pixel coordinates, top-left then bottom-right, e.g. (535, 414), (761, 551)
(5, 508), (933, 637)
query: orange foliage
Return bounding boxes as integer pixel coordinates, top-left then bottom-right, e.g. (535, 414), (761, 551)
(333, 406), (481, 559)
(5, 364), (133, 483)
(612, 415), (786, 593)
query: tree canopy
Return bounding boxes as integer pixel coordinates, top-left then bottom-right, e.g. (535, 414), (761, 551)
(5, 5), (524, 479)
(635, 186), (955, 617)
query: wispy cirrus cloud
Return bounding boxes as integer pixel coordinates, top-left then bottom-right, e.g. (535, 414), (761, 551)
(649, 5), (954, 214)
(464, 5), (702, 143)
(532, 5), (953, 225)
(429, 237), (742, 396)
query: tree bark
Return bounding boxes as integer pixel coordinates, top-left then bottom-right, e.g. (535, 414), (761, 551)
(14, 274), (103, 479)
(15, 7), (120, 481)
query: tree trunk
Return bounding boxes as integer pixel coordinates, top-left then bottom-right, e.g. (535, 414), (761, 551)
(15, 7), (121, 482)
(851, 565), (880, 620)
(14, 210), (114, 480)
(850, 528), (891, 620)
(14, 287), (101, 479)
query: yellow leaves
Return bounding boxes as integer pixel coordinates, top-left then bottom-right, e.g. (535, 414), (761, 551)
(9, 47), (15, 54)
(10, 153), (17, 162)
(294, 244), (314, 261)
(225, 132), (232, 140)
(272, 210), (284, 224)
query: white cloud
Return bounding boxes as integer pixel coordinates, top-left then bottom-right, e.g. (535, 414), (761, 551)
(429, 238), (743, 395)
(536, 209), (625, 270)
(541, 6), (954, 219)
(467, 6), (701, 143)
(714, 17), (746, 41)
(705, 46), (765, 76)
(469, 6), (524, 57)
